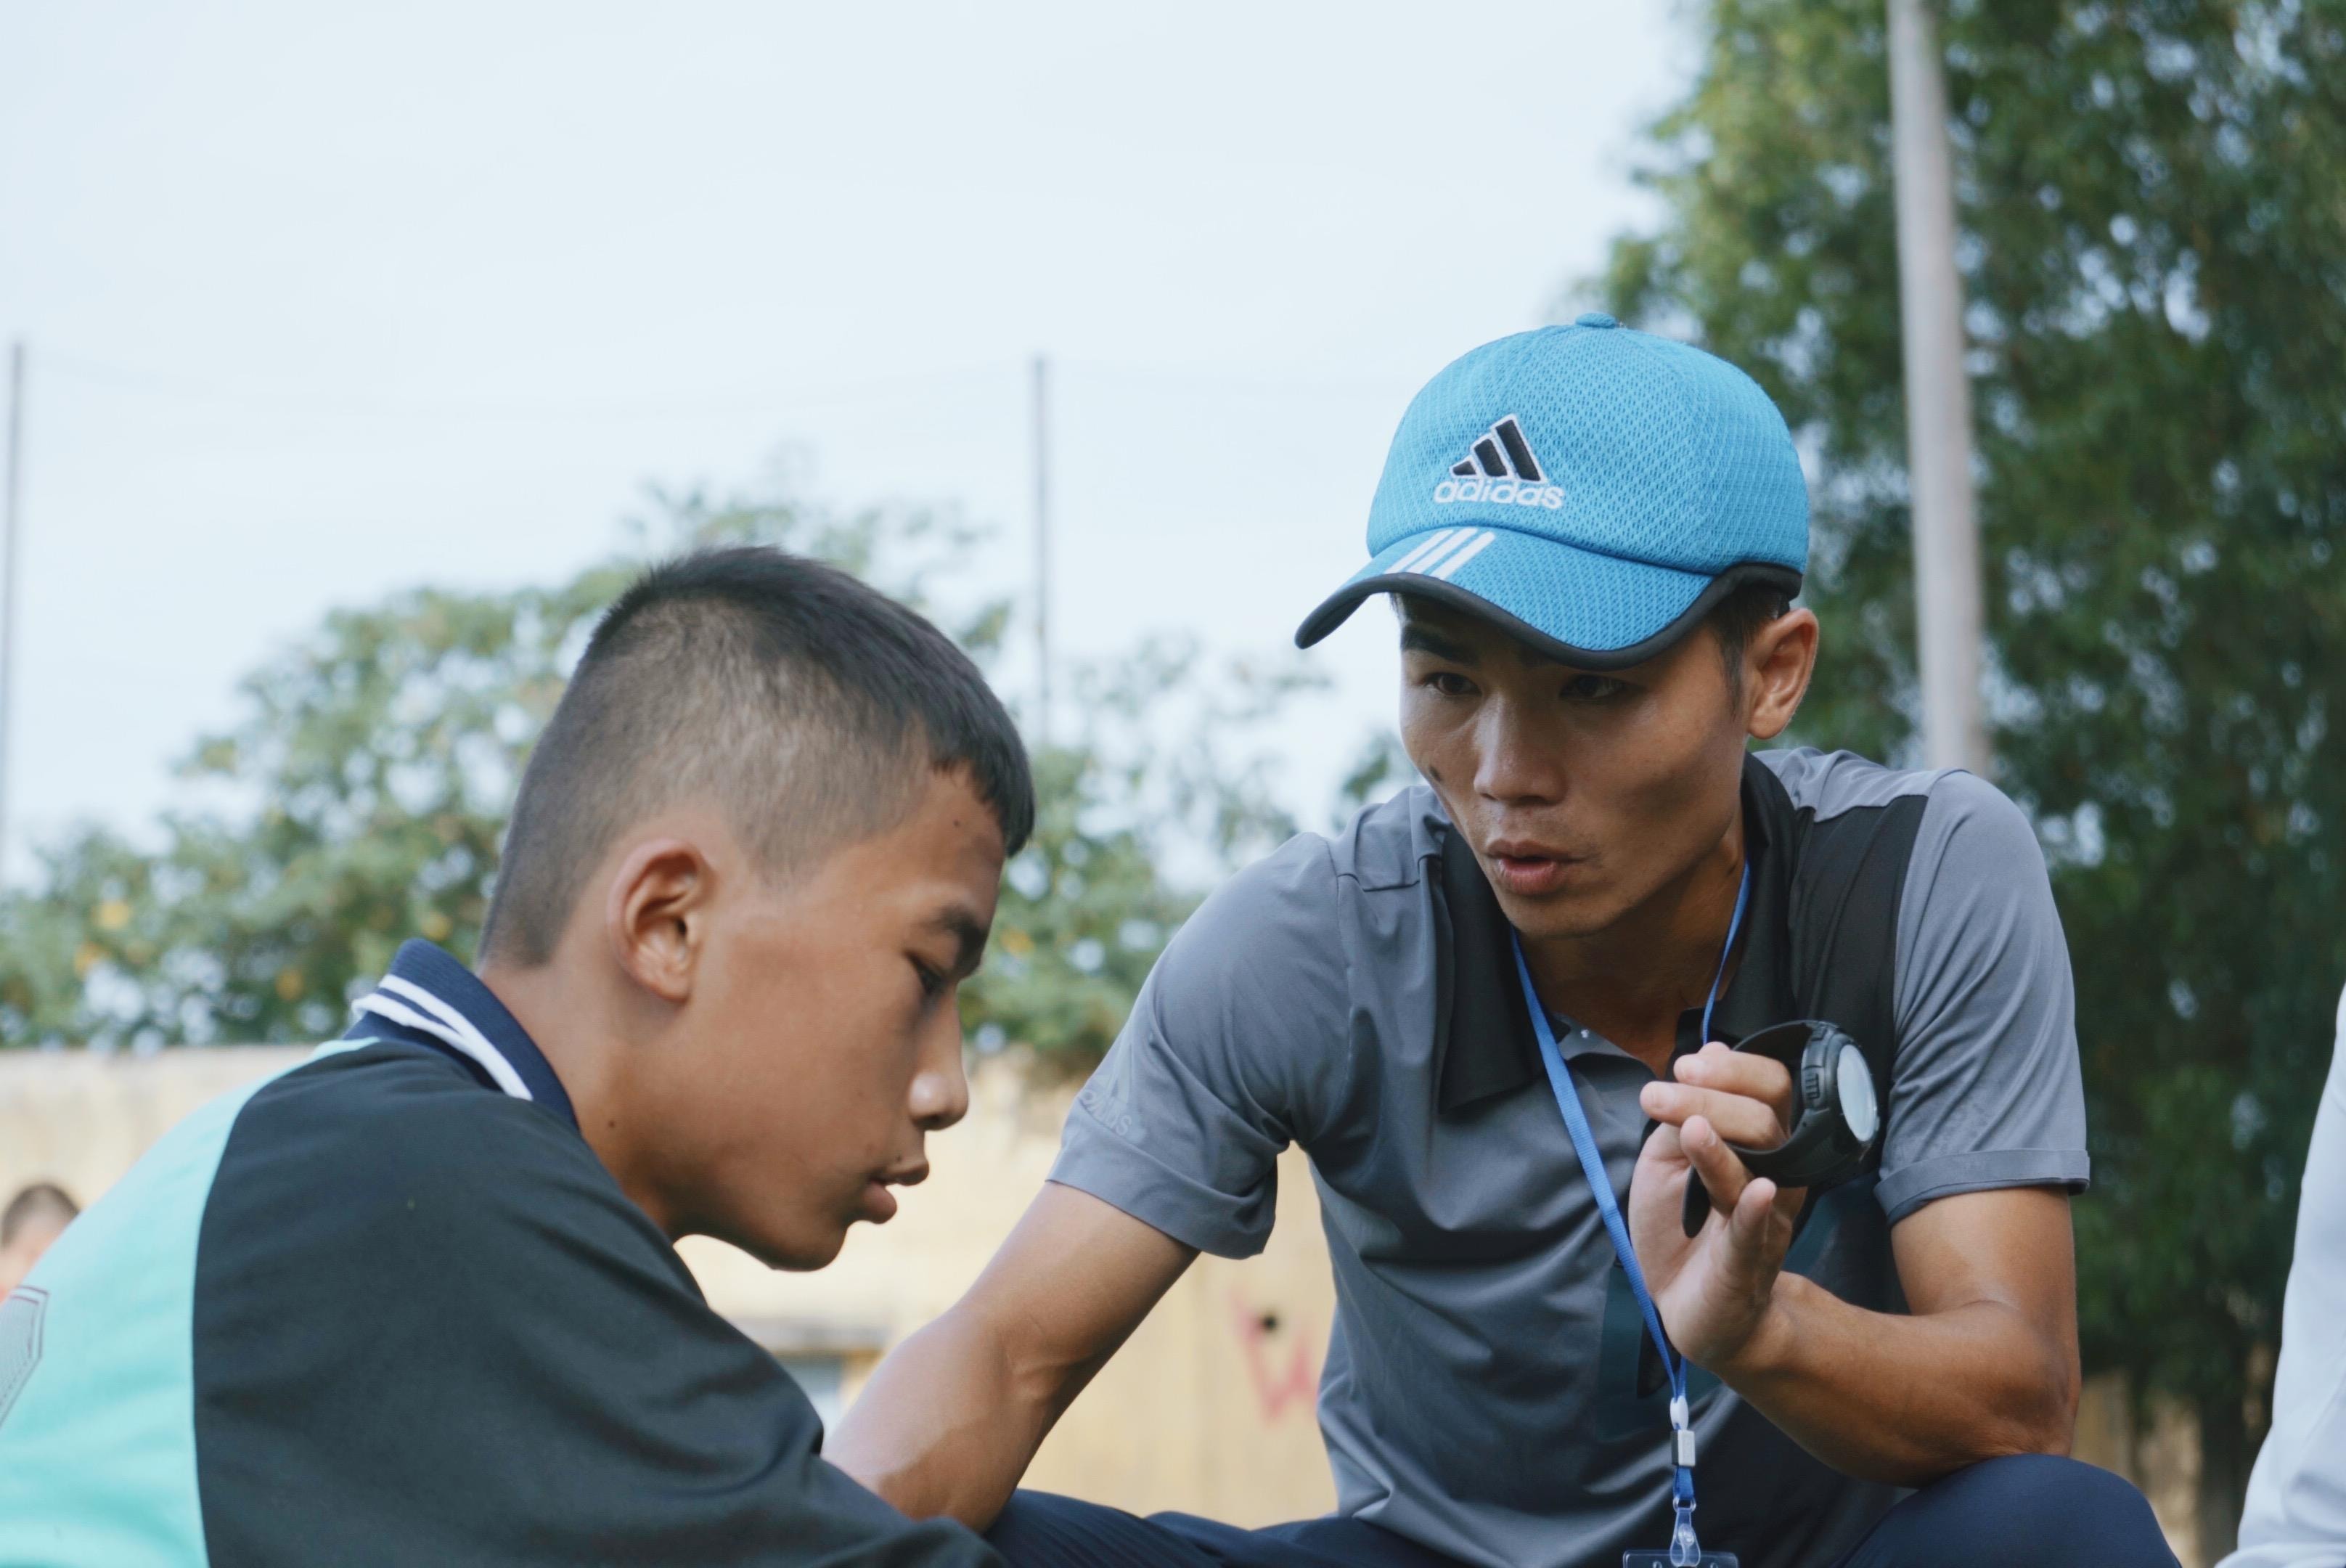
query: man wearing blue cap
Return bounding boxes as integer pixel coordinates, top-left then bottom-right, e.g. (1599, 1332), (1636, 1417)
(832, 321), (2176, 1567)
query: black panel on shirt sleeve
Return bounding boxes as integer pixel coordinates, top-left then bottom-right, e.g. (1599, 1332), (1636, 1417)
(192, 1046), (996, 1568)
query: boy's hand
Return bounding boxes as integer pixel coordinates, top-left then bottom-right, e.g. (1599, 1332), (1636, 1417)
(1628, 1042), (1807, 1371)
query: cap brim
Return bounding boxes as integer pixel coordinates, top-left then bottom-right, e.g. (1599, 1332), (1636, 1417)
(1294, 525), (1802, 671)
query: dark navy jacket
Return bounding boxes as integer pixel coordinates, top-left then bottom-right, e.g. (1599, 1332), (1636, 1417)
(0, 940), (995, 1567)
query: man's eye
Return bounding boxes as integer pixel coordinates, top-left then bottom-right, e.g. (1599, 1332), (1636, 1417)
(1563, 675), (1632, 703)
(1423, 671), (1476, 698)
(912, 960), (948, 1000)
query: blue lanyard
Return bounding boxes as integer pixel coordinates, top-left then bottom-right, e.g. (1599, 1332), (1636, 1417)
(1508, 858), (1749, 1564)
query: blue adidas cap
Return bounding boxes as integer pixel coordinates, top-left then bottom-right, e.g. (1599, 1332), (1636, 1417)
(1295, 315), (1809, 669)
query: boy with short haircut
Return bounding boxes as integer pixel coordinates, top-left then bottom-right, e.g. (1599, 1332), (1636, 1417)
(0, 548), (1016, 1567)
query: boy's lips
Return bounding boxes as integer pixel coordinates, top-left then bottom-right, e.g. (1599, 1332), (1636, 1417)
(860, 1160), (928, 1223)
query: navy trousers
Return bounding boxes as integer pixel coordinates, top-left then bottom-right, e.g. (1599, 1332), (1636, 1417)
(985, 1454), (2178, 1567)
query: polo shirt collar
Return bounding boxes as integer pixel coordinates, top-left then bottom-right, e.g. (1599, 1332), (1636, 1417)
(342, 939), (578, 1131)
(1434, 754), (1797, 1114)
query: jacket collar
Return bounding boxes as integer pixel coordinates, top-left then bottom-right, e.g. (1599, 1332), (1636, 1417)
(1434, 754), (1799, 1114)
(342, 939), (578, 1130)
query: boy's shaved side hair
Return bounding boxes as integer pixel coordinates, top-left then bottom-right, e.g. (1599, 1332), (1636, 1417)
(481, 546), (1034, 968)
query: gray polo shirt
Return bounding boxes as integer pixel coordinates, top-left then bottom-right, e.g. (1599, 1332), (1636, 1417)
(1052, 748), (2088, 1568)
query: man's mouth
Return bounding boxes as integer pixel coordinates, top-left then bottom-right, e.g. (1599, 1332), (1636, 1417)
(1484, 840), (1587, 897)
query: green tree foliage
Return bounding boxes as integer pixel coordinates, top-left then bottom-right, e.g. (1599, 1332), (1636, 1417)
(0, 480), (1323, 1072)
(1601, 1), (2346, 1548)
(967, 637), (1328, 1069)
(0, 569), (626, 1045)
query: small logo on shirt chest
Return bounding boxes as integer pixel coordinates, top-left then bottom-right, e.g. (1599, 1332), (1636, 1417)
(0, 1287), (46, 1432)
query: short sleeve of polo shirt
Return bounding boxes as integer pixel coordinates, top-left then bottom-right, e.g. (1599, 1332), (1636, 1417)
(189, 1055), (998, 1568)
(1049, 831), (1353, 1258)
(1877, 769), (2092, 1223)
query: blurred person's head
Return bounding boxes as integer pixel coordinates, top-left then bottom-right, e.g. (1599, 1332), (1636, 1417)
(1295, 319), (1817, 939)
(0, 1181), (81, 1293)
(478, 547), (1032, 1272)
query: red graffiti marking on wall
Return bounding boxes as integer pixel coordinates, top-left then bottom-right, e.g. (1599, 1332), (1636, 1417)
(1229, 1291), (1318, 1424)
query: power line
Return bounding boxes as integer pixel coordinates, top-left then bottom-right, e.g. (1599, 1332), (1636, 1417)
(34, 348), (1421, 426)
(33, 351), (1019, 425)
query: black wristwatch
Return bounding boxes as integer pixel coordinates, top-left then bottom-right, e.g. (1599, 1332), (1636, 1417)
(1680, 1019), (1881, 1237)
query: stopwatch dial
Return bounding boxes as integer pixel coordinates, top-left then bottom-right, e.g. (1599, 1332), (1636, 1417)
(1836, 1041), (1879, 1144)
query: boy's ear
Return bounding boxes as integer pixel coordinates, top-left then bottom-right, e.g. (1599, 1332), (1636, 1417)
(604, 837), (715, 1004)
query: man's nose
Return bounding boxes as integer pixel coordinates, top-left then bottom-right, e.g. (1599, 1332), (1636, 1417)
(909, 1007), (972, 1132)
(1472, 696), (1566, 805)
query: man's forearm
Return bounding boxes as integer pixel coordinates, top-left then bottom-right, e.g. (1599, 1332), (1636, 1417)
(1711, 1273), (2078, 1486)
(832, 1184), (1197, 1529)
(829, 1309), (1053, 1531)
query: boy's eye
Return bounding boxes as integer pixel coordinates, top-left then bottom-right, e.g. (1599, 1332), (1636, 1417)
(1423, 671), (1476, 698)
(912, 960), (949, 1000)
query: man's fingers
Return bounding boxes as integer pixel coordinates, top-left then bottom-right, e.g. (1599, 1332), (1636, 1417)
(1672, 1044), (1796, 1129)
(1726, 1175), (1790, 1279)
(1680, 1115), (1751, 1218)
(1643, 1119), (1688, 1167)
(1640, 1081), (1787, 1148)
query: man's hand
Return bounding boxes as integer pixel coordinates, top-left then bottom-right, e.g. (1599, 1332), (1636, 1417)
(1630, 1045), (2082, 1485)
(1629, 1042), (1807, 1371)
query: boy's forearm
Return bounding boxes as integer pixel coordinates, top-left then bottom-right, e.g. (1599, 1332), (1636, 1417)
(829, 1308), (1052, 1531)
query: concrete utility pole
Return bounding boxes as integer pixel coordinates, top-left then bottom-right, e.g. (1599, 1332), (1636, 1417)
(1, 340), (23, 883)
(1887, 0), (1991, 774)
(1031, 354), (1053, 748)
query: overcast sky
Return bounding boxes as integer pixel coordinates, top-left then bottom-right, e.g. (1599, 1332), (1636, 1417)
(0, 1), (1690, 879)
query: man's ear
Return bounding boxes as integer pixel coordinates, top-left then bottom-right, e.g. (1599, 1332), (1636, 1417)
(1744, 607), (1820, 743)
(603, 837), (716, 1005)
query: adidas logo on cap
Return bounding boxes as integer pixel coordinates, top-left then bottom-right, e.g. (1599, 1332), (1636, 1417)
(1431, 415), (1564, 510)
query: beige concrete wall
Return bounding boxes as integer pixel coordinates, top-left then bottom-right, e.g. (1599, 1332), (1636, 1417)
(0, 1047), (1340, 1526)
(0, 1045), (310, 1208)
(2074, 1374), (2204, 1568)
